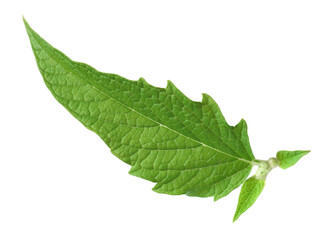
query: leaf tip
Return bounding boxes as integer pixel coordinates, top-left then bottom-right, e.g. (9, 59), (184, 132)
(234, 118), (247, 129)
(213, 195), (221, 202)
(138, 77), (147, 84)
(232, 213), (240, 223)
(151, 183), (162, 193)
(201, 93), (211, 104)
(22, 16), (35, 39)
(166, 80), (176, 91)
(22, 16), (30, 30)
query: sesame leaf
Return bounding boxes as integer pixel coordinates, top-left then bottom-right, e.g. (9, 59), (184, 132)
(24, 18), (310, 222)
(24, 18), (255, 201)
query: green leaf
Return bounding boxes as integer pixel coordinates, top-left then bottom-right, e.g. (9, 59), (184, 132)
(24, 18), (311, 222)
(233, 176), (265, 222)
(24, 19), (255, 201)
(277, 150), (310, 169)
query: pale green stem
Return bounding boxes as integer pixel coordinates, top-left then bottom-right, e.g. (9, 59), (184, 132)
(254, 157), (280, 179)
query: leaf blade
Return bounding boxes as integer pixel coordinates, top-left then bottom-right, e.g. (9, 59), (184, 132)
(277, 150), (310, 169)
(24, 19), (255, 200)
(233, 176), (265, 222)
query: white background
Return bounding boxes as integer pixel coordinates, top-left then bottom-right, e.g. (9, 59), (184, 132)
(1, 0), (330, 239)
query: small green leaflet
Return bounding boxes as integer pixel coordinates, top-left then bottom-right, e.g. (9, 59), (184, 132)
(277, 151), (310, 169)
(24, 18), (310, 222)
(233, 176), (265, 222)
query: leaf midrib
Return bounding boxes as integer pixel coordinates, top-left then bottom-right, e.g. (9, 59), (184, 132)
(29, 28), (253, 166)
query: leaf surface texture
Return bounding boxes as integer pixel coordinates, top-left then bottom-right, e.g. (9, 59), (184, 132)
(277, 150), (310, 169)
(233, 176), (265, 222)
(24, 19), (255, 200)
